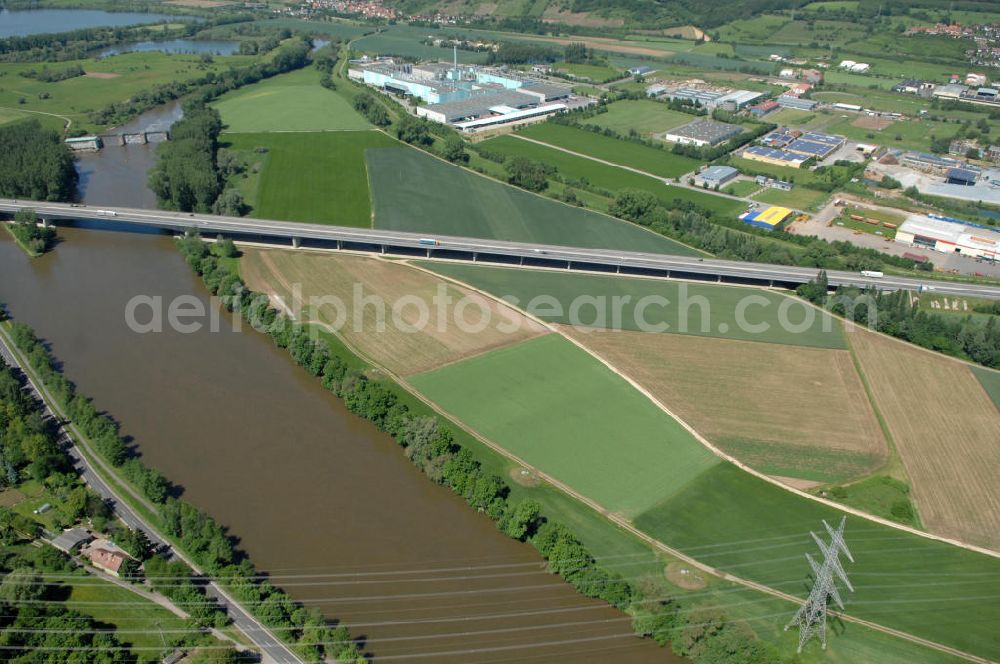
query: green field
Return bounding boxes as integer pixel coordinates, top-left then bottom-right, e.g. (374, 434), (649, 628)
(224, 131), (397, 226)
(352, 24), (492, 63)
(482, 135), (744, 217)
(213, 67), (370, 132)
(518, 122), (702, 178)
(972, 367), (1000, 410)
(63, 578), (208, 663)
(555, 60), (622, 81)
(419, 263), (847, 348)
(582, 100), (695, 136)
(0, 51), (255, 134)
(249, 17), (371, 39)
(367, 146), (700, 255)
(722, 180), (761, 197)
(634, 463), (1000, 660)
(409, 334), (719, 517)
(753, 186), (829, 210)
(730, 156), (820, 184)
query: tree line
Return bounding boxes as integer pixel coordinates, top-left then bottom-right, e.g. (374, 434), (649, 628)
(175, 232), (784, 663)
(90, 36), (312, 128)
(0, 120), (77, 202)
(798, 272), (1000, 368)
(0, 350), (237, 659)
(149, 103), (224, 212)
(5, 267), (366, 663)
(6, 209), (57, 257)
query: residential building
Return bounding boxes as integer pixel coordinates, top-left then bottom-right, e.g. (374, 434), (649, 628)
(82, 540), (136, 577)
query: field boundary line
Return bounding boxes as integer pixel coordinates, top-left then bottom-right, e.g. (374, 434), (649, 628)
(0, 106), (73, 131)
(366, 127), (710, 257)
(243, 250), (995, 662)
(407, 262), (1000, 562)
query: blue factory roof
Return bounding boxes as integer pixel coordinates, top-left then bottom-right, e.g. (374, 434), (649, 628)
(744, 145), (808, 164)
(946, 167), (978, 183)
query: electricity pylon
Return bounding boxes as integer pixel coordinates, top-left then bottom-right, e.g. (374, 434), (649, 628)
(785, 516), (854, 653)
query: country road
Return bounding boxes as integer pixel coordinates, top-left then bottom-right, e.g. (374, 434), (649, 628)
(0, 326), (303, 664)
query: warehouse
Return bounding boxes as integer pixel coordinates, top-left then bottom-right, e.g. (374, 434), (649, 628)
(785, 131), (845, 159)
(417, 90), (541, 123)
(661, 88), (724, 107)
(895, 215), (1000, 260)
(663, 119), (743, 147)
(739, 206), (793, 231)
(776, 95), (818, 110)
(694, 165), (739, 188)
(946, 167), (979, 186)
(742, 145), (810, 168)
(714, 90), (765, 111)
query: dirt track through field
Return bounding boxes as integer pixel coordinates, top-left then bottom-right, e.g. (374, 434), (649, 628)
(558, 327), (887, 480)
(849, 327), (1000, 550)
(241, 249), (546, 376)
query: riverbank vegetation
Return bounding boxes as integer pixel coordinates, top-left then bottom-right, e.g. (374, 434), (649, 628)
(5, 209), (57, 257)
(0, 343), (232, 662)
(0, 120), (77, 201)
(149, 103), (223, 212)
(176, 232), (791, 663)
(4, 279), (367, 663)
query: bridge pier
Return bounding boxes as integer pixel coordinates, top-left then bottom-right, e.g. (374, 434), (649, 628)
(473, 252), (477, 262)
(336, 240), (342, 250)
(381, 244), (386, 254)
(292, 237), (300, 249)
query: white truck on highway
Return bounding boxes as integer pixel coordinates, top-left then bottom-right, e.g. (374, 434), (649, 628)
(860, 270), (884, 278)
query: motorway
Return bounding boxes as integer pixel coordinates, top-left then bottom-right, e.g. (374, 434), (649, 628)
(4, 199), (1000, 299)
(0, 328), (303, 664)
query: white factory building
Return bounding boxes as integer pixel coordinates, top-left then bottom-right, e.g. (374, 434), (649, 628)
(895, 215), (1000, 261)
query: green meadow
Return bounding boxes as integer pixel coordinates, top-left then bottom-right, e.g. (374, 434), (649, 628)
(581, 100), (695, 136)
(409, 334), (719, 518)
(367, 146), (700, 255)
(212, 67), (371, 132)
(224, 131), (397, 226)
(517, 122), (702, 178)
(972, 367), (1000, 410)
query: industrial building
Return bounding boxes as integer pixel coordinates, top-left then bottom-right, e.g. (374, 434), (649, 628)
(901, 151), (964, 174)
(933, 83), (969, 99)
(694, 165), (739, 188)
(946, 167), (979, 186)
(739, 206), (793, 230)
(663, 119), (743, 147)
(776, 95), (818, 111)
(742, 145), (810, 168)
(65, 136), (102, 152)
(659, 87), (763, 111)
(895, 215), (1000, 261)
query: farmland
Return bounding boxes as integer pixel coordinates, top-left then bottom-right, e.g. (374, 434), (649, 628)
(366, 145), (701, 255)
(554, 60), (622, 82)
(729, 156), (821, 184)
(421, 263), (847, 348)
(212, 67), (370, 132)
(240, 249), (546, 375)
(480, 135), (744, 216)
(351, 24), (492, 63)
(633, 462), (1000, 661)
(223, 131), (397, 226)
(409, 333), (720, 517)
(558, 327), (887, 482)
(973, 367), (1000, 409)
(581, 101), (700, 136)
(516, 122), (702, 178)
(849, 327), (1000, 551)
(0, 51), (254, 134)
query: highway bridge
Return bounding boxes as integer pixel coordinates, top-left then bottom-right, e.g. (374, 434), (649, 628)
(5, 199), (1000, 300)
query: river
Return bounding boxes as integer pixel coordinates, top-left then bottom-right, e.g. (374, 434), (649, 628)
(0, 8), (192, 38)
(2, 150), (678, 661)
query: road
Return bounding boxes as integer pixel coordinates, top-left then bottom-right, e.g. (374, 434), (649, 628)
(0, 328), (302, 664)
(4, 199), (1000, 300)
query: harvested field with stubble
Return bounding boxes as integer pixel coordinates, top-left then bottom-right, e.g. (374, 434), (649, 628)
(240, 250), (547, 376)
(558, 327), (887, 482)
(849, 327), (1000, 550)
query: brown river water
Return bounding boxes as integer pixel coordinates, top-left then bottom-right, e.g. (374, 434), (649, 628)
(1, 117), (680, 661)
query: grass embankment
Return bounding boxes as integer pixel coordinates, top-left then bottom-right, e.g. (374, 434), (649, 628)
(366, 145), (701, 255)
(517, 122), (702, 179)
(972, 366), (1000, 410)
(212, 66), (371, 132)
(223, 130), (396, 226)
